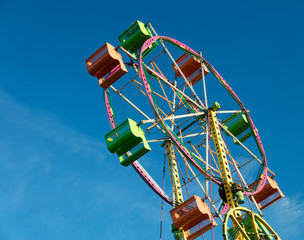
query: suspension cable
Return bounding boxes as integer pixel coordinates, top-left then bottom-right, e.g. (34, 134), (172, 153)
(159, 150), (166, 240)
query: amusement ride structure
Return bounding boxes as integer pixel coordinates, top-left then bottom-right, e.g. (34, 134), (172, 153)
(86, 21), (284, 240)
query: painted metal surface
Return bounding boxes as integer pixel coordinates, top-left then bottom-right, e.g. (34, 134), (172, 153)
(138, 36), (268, 196)
(209, 109), (238, 209)
(105, 118), (151, 166)
(86, 42), (128, 88)
(165, 141), (184, 207)
(86, 22), (283, 240)
(170, 195), (217, 240)
(223, 207), (281, 240)
(103, 89), (172, 204)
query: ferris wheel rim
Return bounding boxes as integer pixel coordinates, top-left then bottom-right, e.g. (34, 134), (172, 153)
(138, 35), (269, 196)
(222, 206), (281, 240)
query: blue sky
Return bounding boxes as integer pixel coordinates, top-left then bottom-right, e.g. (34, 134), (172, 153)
(0, 0), (303, 239)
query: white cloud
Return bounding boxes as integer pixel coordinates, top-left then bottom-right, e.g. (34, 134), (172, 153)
(0, 88), (107, 224)
(0, 88), (105, 161)
(263, 194), (304, 239)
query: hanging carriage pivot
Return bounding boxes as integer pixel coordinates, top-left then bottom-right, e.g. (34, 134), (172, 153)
(86, 42), (128, 88)
(172, 53), (209, 86)
(170, 195), (217, 240)
(223, 113), (255, 144)
(249, 176), (285, 210)
(118, 20), (157, 57)
(105, 118), (151, 166)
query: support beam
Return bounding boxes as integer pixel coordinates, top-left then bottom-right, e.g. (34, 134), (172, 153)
(209, 110), (238, 209)
(165, 141), (184, 207)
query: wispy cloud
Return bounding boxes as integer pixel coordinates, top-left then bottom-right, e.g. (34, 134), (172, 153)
(0, 88), (109, 239)
(0, 88), (105, 160)
(264, 194), (304, 239)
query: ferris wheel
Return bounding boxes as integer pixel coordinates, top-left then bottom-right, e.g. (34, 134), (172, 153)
(86, 20), (284, 240)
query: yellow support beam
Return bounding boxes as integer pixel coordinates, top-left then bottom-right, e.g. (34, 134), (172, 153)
(165, 141), (184, 206)
(209, 109), (238, 209)
(165, 141), (186, 240)
(209, 108), (246, 239)
(209, 105), (280, 239)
